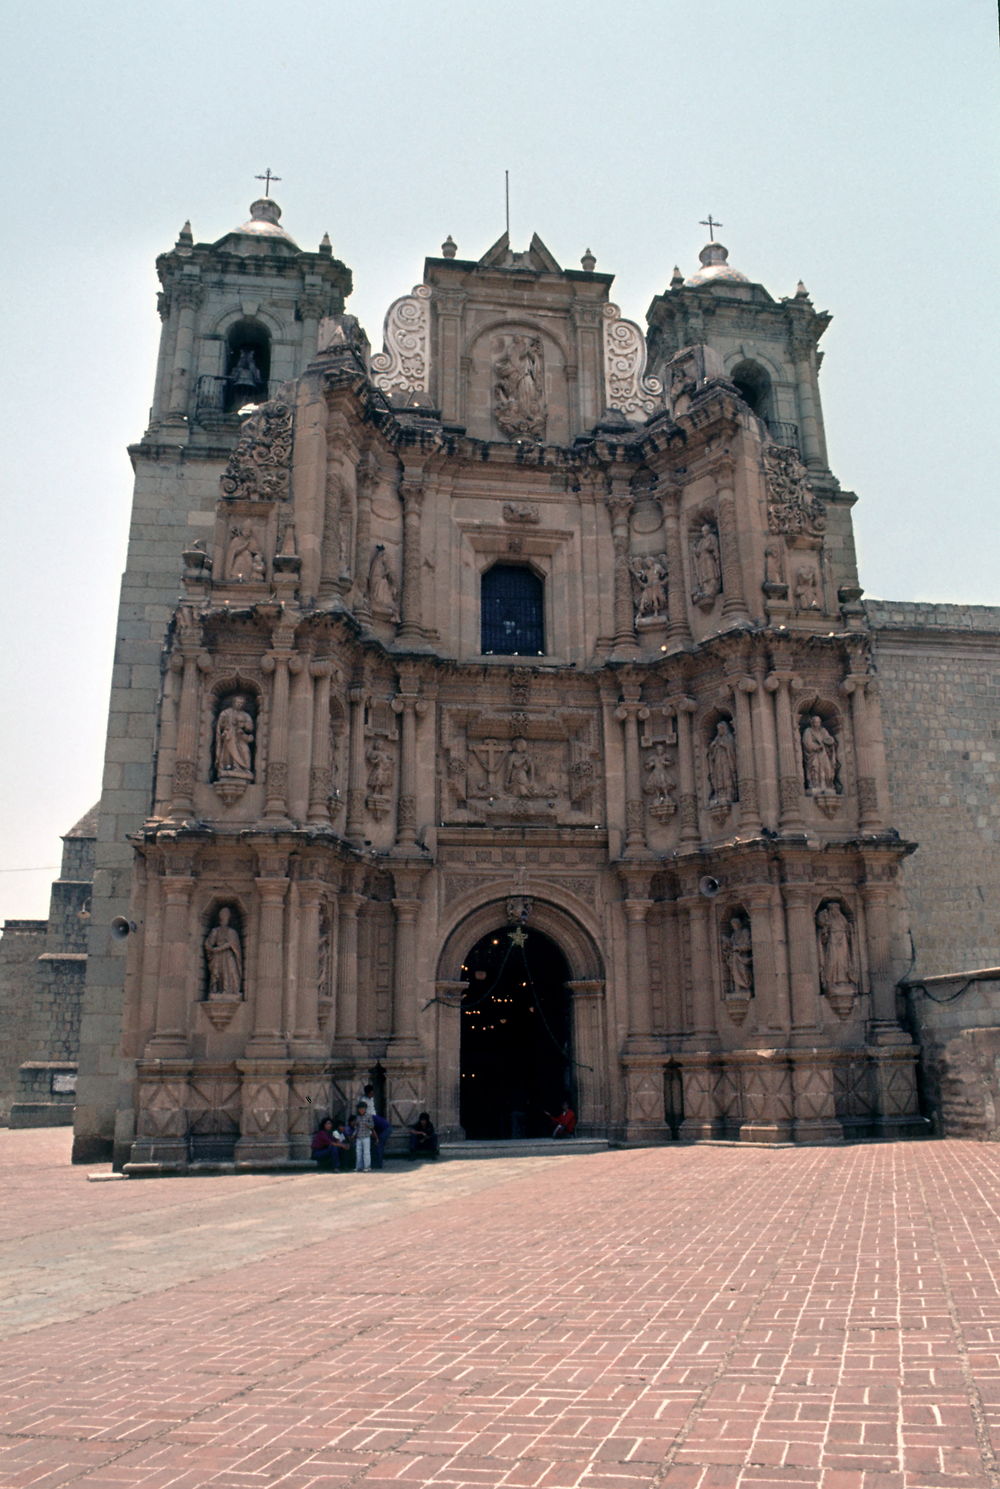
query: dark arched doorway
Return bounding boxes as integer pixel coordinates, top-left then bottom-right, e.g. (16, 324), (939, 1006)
(460, 926), (572, 1139)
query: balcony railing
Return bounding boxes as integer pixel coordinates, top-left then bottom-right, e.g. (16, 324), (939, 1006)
(195, 375), (280, 419)
(763, 418), (801, 451)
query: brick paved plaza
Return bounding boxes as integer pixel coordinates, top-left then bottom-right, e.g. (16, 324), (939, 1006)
(2, 1133), (1000, 1489)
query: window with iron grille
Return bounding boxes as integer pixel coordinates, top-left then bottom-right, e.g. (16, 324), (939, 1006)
(481, 564), (545, 655)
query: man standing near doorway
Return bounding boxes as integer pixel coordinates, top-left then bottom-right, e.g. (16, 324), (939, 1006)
(361, 1082), (392, 1168)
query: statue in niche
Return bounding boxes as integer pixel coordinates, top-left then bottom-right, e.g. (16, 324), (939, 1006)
(691, 522), (722, 604)
(722, 914), (754, 997)
(629, 553), (669, 620)
(794, 566), (821, 611)
(643, 742), (675, 804)
(204, 908), (242, 998)
(367, 544), (399, 620)
(493, 333), (547, 441)
(228, 348), (264, 404)
(226, 522), (265, 582)
(215, 695), (255, 779)
(706, 720), (738, 806)
(764, 543), (785, 587)
(801, 714), (839, 793)
(504, 737), (535, 797)
(817, 903), (857, 995)
(365, 737), (394, 794)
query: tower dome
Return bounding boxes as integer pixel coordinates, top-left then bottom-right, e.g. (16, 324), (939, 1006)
(685, 240), (749, 287)
(233, 197), (299, 247)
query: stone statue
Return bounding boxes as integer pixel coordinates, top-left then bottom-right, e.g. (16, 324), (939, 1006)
(493, 333), (547, 441)
(801, 714), (839, 793)
(365, 737), (394, 793)
(204, 907), (242, 998)
(504, 737), (535, 797)
(367, 545), (399, 619)
(226, 523), (263, 582)
(764, 543), (785, 586)
(215, 695), (255, 779)
(794, 566), (821, 611)
(722, 914), (754, 996)
(691, 522), (722, 602)
(817, 902), (856, 994)
(643, 742), (675, 803)
(629, 554), (668, 619)
(707, 719), (738, 805)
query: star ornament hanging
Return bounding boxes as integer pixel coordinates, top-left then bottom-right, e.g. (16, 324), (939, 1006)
(508, 927), (528, 947)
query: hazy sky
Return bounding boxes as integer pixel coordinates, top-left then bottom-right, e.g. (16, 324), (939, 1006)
(2, 0), (997, 920)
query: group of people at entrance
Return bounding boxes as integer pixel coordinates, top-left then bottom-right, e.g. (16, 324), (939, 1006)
(310, 1084), (439, 1171)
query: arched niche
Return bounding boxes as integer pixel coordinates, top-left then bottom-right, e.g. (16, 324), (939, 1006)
(464, 322), (571, 445)
(224, 317), (271, 411)
(730, 357), (775, 423)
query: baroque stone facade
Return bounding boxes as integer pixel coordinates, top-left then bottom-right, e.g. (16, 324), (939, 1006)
(74, 210), (941, 1167)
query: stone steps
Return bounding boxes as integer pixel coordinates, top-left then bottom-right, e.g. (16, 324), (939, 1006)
(437, 1139), (611, 1160)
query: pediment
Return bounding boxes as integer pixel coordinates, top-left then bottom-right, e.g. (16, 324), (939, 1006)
(478, 232), (563, 275)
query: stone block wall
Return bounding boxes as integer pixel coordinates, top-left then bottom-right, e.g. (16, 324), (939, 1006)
(867, 602), (1000, 975)
(0, 921), (47, 1122)
(907, 976), (1000, 1138)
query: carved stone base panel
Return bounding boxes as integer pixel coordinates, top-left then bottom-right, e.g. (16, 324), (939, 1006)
(235, 1063), (291, 1165)
(735, 1052), (794, 1144)
(623, 1057), (670, 1144)
(288, 1069), (333, 1159)
(385, 1059), (428, 1141)
(677, 1055), (721, 1141)
(130, 1063), (191, 1165)
(870, 1048), (926, 1139)
(791, 1054), (843, 1143)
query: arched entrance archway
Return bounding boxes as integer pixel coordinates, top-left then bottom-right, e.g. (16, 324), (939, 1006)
(459, 926), (572, 1139)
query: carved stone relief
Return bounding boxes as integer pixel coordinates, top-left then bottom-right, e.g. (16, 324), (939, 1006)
(365, 736), (395, 819)
(225, 522), (266, 582)
(629, 553), (669, 622)
(602, 303), (663, 420)
(367, 544), (400, 622)
(706, 719), (738, 809)
(764, 444), (826, 537)
(642, 741), (677, 822)
(722, 911), (754, 1023)
(220, 398), (293, 503)
(690, 522), (722, 607)
(794, 565), (821, 612)
(492, 334), (547, 441)
(502, 502), (540, 525)
(817, 901), (857, 1018)
(371, 285), (431, 396)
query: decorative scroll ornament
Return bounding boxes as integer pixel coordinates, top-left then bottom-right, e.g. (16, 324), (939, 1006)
(602, 303), (663, 420)
(764, 444), (826, 537)
(372, 284), (432, 396)
(220, 397), (294, 502)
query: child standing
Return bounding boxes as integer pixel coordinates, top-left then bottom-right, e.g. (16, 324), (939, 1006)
(353, 1100), (375, 1171)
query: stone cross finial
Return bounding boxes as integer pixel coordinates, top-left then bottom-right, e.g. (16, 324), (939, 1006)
(254, 169), (281, 197)
(699, 214), (723, 241)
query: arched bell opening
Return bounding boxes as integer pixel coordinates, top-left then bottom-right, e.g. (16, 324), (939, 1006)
(224, 318), (271, 412)
(459, 925), (573, 1139)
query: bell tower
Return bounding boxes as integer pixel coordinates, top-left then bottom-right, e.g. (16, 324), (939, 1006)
(73, 195), (353, 1163)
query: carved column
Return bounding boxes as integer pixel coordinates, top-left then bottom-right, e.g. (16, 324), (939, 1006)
(621, 885), (654, 1042)
(615, 682), (646, 854)
(782, 883), (821, 1030)
(293, 880), (324, 1051)
(148, 873), (195, 1054)
(346, 681), (367, 840)
(745, 886), (790, 1032)
(686, 893), (717, 1040)
(567, 981), (607, 1135)
(262, 647), (293, 822)
(154, 659), (180, 817)
(842, 675), (884, 833)
(750, 661), (780, 830)
(307, 662), (333, 824)
(390, 874), (423, 1045)
(249, 865), (289, 1056)
(398, 468), (425, 641)
(167, 282), (201, 418)
(672, 697), (700, 846)
(353, 455), (375, 621)
(607, 486), (639, 656)
(730, 677), (760, 833)
(335, 888), (363, 1044)
(767, 671), (805, 832)
(434, 980), (466, 1140)
(661, 484), (690, 647)
(790, 329), (826, 470)
(170, 648), (209, 819)
(392, 671), (421, 851)
(861, 877), (898, 1026)
(297, 293), (325, 363)
(715, 462), (749, 622)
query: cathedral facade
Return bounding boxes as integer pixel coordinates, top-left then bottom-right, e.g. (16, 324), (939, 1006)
(73, 199), (929, 1168)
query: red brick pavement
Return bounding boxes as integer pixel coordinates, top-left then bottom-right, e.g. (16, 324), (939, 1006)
(2, 1135), (1000, 1488)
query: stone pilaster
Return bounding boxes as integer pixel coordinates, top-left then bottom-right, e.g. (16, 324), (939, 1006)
(567, 980), (607, 1135)
(147, 873), (195, 1055)
(750, 660), (780, 830)
(782, 882), (821, 1031)
(248, 859), (289, 1058)
(261, 645), (293, 822)
(353, 452), (375, 620)
(789, 327), (827, 471)
(334, 887), (363, 1047)
(170, 647), (209, 819)
(607, 485), (639, 657)
(615, 681), (646, 853)
(715, 461), (749, 623)
(293, 880), (324, 1052)
(390, 885), (421, 1046)
(434, 980), (466, 1141)
(398, 466), (425, 642)
(767, 670), (805, 832)
(842, 674), (884, 832)
(683, 892), (716, 1039)
(307, 661), (333, 824)
(745, 885), (789, 1032)
(672, 696), (700, 846)
(392, 668), (423, 851)
(731, 676), (761, 833)
(661, 483), (691, 648)
(346, 681), (367, 840)
(167, 282), (202, 419)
